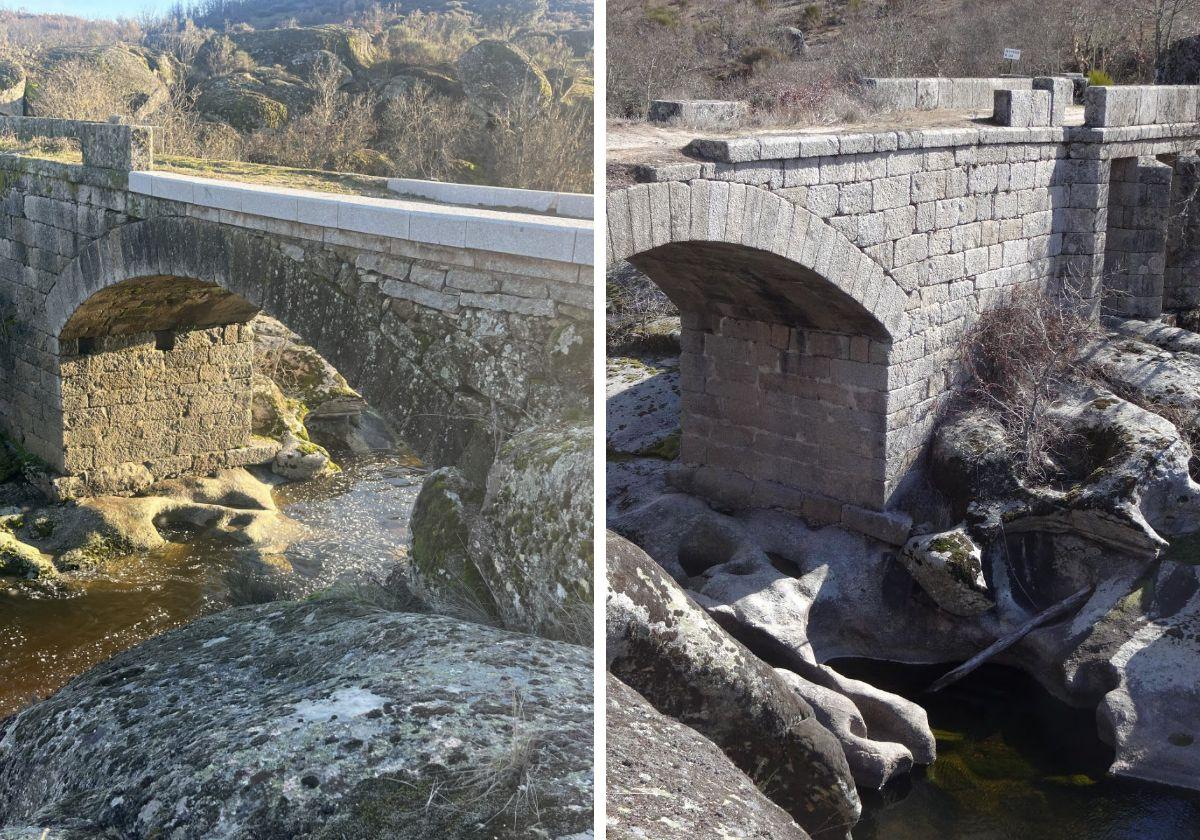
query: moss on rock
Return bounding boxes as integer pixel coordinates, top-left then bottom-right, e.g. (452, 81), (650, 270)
(196, 81), (289, 132)
(408, 467), (499, 623)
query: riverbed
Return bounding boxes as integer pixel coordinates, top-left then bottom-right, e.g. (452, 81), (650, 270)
(0, 453), (424, 719)
(845, 659), (1200, 840)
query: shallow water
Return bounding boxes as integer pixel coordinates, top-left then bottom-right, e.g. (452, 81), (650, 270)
(844, 659), (1200, 840)
(0, 454), (424, 719)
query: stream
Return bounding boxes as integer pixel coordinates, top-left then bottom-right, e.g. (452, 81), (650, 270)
(0, 453), (424, 719)
(844, 659), (1200, 840)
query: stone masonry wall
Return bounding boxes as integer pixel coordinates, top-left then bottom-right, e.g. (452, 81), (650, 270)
(1103, 157), (1173, 318)
(0, 156), (132, 472)
(642, 131), (1080, 513)
(1165, 155), (1200, 310)
(57, 325), (269, 498)
(676, 313), (889, 521)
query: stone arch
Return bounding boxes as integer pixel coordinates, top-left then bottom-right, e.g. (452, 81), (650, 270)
(40, 217), (525, 495)
(607, 181), (909, 525)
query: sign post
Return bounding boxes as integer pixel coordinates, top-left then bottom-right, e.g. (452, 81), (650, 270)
(1003, 47), (1022, 75)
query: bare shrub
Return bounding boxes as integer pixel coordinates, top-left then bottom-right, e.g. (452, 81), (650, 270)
(28, 58), (134, 121)
(606, 261), (678, 353)
(483, 93), (592, 193)
(955, 280), (1100, 480)
(245, 65), (379, 173)
(376, 84), (475, 181)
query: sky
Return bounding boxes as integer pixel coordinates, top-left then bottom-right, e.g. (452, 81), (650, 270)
(0, 0), (178, 19)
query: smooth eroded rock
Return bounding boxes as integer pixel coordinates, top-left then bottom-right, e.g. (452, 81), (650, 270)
(607, 675), (810, 840)
(606, 532), (860, 839)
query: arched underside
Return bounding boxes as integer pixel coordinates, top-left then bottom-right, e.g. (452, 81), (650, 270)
(632, 241), (894, 342)
(60, 276), (259, 341)
(34, 216), (569, 496)
(609, 182), (905, 520)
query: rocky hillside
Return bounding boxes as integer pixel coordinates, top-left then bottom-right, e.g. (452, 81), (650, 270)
(2, 1), (593, 192)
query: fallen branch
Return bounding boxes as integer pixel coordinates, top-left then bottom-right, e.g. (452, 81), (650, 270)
(926, 586), (1093, 694)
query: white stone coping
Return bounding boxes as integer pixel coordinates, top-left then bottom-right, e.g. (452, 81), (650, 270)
(679, 117), (1200, 165)
(128, 170), (593, 266)
(386, 178), (592, 220)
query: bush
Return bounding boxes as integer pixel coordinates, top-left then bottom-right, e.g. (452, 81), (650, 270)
(1087, 68), (1115, 86)
(645, 6), (680, 27)
(802, 4), (822, 27)
(954, 281), (1099, 481)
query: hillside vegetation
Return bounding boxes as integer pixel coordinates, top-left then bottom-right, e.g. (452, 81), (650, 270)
(609, 0), (1200, 122)
(0, 0), (593, 193)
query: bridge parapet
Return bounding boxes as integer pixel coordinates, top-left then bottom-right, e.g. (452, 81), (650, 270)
(0, 115), (152, 171)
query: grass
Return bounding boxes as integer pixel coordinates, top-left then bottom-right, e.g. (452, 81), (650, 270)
(0, 134), (82, 163)
(0, 140), (397, 199)
(156, 155), (397, 197)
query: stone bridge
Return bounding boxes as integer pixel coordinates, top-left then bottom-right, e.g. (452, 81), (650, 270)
(0, 116), (592, 498)
(609, 79), (1200, 542)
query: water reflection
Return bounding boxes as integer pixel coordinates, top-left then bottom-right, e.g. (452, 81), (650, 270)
(0, 454), (424, 718)
(843, 659), (1200, 840)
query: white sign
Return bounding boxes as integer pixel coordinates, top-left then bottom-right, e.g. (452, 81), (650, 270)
(1003, 48), (1022, 61)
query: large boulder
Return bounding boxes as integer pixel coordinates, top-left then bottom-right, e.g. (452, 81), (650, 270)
(0, 599), (593, 839)
(406, 467), (500, 623)
(607, 675), (811, 840)
(471, 419), (593, 642)
(230, 26), (376, 73)
(25, 45), (173, 120)
(0, 58), (24, 116)
(380, 65), (464, 100)
(606, 532), (860, 839)
(196, 77), (288, 131)
(407, 420), (592, 643)
(898, 527), (994, 617)
(288, 49), (352, 87)
(1094, 560), (1200, 789)
(456, 40), (552, 114)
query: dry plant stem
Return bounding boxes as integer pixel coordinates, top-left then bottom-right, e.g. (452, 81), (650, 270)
(956, 279), (1100, 480)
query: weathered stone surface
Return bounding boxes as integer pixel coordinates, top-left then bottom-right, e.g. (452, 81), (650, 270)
(648, 99), (748, 126)
(21, 468), (303, 571)
(288, 49), (352, 87)
(471, 420), (593, 643)
(407, 466), (499, 622)
(607, 674), (811, 840)
(606, 532), (860, 839)
(272, 431), (334, 480)
(457, 40), (552, 114)
(229, 26), (376, 73)
(898, 527), (994, 617)
(0, 599), (593, 839)
(774, 667), (914, 790)
(0, 530), (56, 578)
(605, 356), (680, 457)
(196, 78), (290, 131)
(0, 58), (24, 117)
